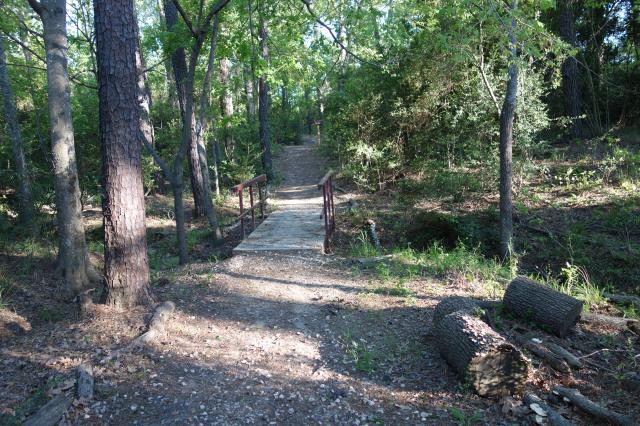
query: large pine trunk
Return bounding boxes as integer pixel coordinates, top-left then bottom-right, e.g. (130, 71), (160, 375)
(499, 0), (519, 260)
(503, 277), (583, 337)
(28, 0), (91, 298)
(435, 310), (528, 397)
(559, 0), (582, 139)
(95, 0), (152, 307)
(0, 34), (36, 231)
(258, 14), (273, 178)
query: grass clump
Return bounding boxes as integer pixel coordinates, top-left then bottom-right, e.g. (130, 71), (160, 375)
(545, 263), (606, 311)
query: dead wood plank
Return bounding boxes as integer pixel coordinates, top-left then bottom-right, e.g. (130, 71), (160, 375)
(22, 393), (73, 426)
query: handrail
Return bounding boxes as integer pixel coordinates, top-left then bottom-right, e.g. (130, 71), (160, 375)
(318, 169), (336, 252)
(231, 174), (267, 194)
(317, 169), (334, 189)
(231, 174), (268, 237)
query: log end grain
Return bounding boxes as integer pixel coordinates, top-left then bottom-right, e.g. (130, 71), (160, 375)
(436, 310), (529, 397)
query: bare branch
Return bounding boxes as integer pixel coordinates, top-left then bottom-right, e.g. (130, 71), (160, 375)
(299, 0), (379, 68)
(171, 0), (197, 37)
(1, 30), (46, 64)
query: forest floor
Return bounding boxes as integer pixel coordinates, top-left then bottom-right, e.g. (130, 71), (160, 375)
(0, 135), (639, 425)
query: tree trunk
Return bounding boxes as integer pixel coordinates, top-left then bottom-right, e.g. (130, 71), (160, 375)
(258, 14), (273, 178)
(95, 0), (153, 307)
(163, 0), (206, 218)
(137, 5), (188, 264)
(435, 310), (529, 397)
(28, 0), (91, 298)
(0, 34), (37, 231)
(243, 65), (255, 119)
(219, 56), (235, 156)
(194, 16), (223, 240)
(499, 0), (519, 260)
(559, 0), (582, 139)
(503, 276), (583, 337)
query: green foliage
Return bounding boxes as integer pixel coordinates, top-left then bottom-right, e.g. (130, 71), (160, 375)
(449, 407), (484, 426)
(342, 330), (377, 373)
(545, 263), (606, 310)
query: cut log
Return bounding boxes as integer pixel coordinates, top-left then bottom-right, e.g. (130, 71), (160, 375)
(22, 393), (73, 426)
(435, 310), (529, 397)
(76, 363), (94, 400)
(432, 297), (487, 329)
(512, 334), (571, 374)
(552, 386), (634, 426)
(523, 392), (574, 426)
(544, 342), (582, 369)
(503, 277), (583, 337)
(580, 312), (640, 334)
(603, 293), (640, 311)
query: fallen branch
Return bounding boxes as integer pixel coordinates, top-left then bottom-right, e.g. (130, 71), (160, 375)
(513, 334), (571, 374)
(523, 392), (574, 426)
(552, 386), (634, 426)
(101, 301), (175, 364)
(603, 293), (640, 311)
(544, 342), (582, 369)
(22, 393), (73, 426)
(580, 312), (640, 334)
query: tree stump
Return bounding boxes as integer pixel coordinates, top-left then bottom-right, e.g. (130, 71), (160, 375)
(503, 277), (582, 337)
(435, 310), (529, 397)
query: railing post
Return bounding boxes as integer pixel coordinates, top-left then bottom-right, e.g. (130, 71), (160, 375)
(238, 189), (245, 237)
(249, 184), (256, 229)
(258, 183), (265, 219)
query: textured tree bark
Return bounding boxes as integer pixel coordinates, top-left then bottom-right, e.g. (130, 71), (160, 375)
(219, 56), (235, 156)
(435, 310), (529, 397)
(258, 14), (273, 178)
(28, 0), (91, 298)
(503, 277), (583, 337)
(432, 296), (494, 329)
(499, 0), (519, 260)
(559, 0), (582, 139)
(0, 34), (37, 231)
(163, 0), (206, 218)
(95, 0), (153, 307)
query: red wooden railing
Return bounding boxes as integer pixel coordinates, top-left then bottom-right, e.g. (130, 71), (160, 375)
(318, 169), (335, 250)
(231, 174), (268, 237)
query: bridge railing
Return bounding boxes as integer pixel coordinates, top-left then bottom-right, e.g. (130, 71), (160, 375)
(317, 169), (335, 251)
(231, 174), (268, 237)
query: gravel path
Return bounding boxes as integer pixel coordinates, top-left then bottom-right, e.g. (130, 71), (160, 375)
(86, 140), (483, 425)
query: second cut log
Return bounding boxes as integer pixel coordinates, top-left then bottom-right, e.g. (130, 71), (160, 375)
(503, 277), (583, 337)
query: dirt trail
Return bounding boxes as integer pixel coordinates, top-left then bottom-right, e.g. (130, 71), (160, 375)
(89, 139), (471, 425)
(0, 138), (488, 425)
